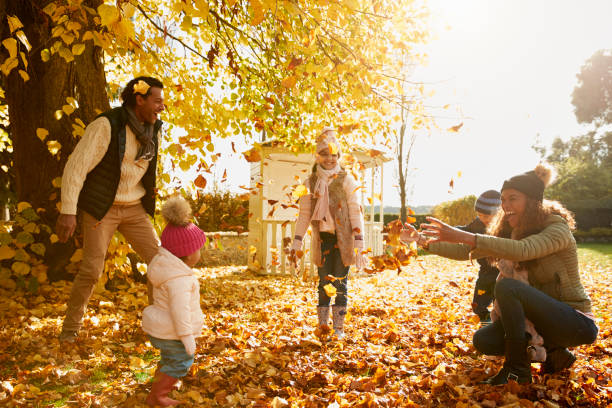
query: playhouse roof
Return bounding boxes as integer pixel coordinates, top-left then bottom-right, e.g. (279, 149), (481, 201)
(258, 140), (391, 169)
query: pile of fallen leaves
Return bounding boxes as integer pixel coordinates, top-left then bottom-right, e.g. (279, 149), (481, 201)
(0, 254), (610, 407)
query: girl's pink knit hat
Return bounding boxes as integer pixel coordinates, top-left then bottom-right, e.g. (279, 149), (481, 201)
(160, 196), (206, 258)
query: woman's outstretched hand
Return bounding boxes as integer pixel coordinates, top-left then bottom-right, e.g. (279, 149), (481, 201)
(399, 223), (419, 243)
(420, 217), (476, 247)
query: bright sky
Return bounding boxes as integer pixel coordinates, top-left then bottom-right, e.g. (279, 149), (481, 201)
(205, 0), (612, 209)
(403, 0), (612, 206)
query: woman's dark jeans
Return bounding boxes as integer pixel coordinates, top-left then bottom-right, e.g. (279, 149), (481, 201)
(473, 278), (598, 355)
(317, 232), (349, 307)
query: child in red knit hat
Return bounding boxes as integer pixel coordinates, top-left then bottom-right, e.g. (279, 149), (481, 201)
(142, 196), (206, 406)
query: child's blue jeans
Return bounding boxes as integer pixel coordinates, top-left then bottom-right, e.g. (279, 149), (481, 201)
(148, 335), (193, 379)
(317, 232), (349, 306)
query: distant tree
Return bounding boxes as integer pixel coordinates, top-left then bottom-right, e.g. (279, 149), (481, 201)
(536, 49), (612, 206)
(572, 49), (612, 127)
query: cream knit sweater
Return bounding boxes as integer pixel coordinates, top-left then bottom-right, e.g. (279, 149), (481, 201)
(60, 117), (150, 215)
(294, 173), (364, 237)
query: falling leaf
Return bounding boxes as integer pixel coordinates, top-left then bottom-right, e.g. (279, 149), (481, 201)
(243, 148), (262, 162)
(292, 184), (307, 199)
(194, 175), (207, 189)
(323, 283), (336, 297)
(447, 122), (463, 132)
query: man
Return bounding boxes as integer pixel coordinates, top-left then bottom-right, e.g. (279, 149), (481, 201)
(56, 76), (165, 343)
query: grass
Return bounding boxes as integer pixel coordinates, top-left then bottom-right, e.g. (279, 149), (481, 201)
(577, 242), (612, 266)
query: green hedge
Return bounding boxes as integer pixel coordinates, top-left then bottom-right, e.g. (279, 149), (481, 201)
(573, 227), (612, 242)
(368, 213), (430, 228)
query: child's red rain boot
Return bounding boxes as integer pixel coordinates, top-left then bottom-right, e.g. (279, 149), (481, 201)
(145, 372), (182, 407)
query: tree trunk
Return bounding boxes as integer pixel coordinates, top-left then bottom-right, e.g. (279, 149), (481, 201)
(1, 0), (109, 225)
(1, 0), (109, 281)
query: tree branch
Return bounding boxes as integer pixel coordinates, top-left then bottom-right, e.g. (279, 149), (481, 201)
(135, 4), (208, 61)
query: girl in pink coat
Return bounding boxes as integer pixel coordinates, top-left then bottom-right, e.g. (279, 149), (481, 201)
(142, 196), (206, 406)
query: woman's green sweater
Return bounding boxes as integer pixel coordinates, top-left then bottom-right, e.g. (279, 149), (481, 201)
(428, 215), (592, 313)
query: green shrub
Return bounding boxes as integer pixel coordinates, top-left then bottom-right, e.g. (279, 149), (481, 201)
(431, 195), (477, 226)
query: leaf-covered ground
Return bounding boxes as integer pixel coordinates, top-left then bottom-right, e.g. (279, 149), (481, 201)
(0, 251), (610, 407)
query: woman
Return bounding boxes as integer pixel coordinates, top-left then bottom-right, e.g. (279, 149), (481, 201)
(402, 164), (598, 384)
(290, 127), (365, 339)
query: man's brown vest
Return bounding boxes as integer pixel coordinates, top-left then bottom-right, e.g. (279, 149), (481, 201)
(308, 170), (356, 267)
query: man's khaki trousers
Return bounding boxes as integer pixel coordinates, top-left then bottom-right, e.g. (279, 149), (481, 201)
(62, 203), (159, 332)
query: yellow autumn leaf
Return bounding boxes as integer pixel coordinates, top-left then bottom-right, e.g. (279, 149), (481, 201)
(98, 4), (120, 26)
(0, 246), (16, 261)
(49, 234), (59, 244)
(20, 51), (27, 69)
(18, 70), (29, 82)
(323, 283), (336, 297)
(281, 75), (297, 89)
(15, 30), (31, 51)
(72, 43), (86, 55)
(186, 390), (204, 403)
(7, 15), (24, 33)
(194, 0), (209, 18)
(2, 38), (18, 58)
(292, 184), (308, 199)
(58, 46), (74, 62)
(47, 140), (61, 155)
(133, 80), (150, 95)
(128, 356), (146, 369)
(70, 249), (83, 263)
(11, 261), (30, 276)
(0, 57), (18, 76)
(250, 0), (265, 25)
(40, 49), (50, 62)
(62, 104), (75, 115)
(17, 202), (31, 212)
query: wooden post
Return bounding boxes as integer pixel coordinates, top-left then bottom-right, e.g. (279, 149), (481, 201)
(280, 222), (286, 274)
(271, 221), (278, 274)
(290, 222), (296, 275)
(261, 221), (268, 272)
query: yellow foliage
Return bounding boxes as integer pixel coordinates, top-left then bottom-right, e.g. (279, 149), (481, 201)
(0, 245), (16, 261)
(2, 38), (17, 58)
(36, 128), (48, 141)
(292, 184), (308, 199)
(7, 15), (24, 33)
(98, 4), (121, 26)
(70, 248), (83, 263)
